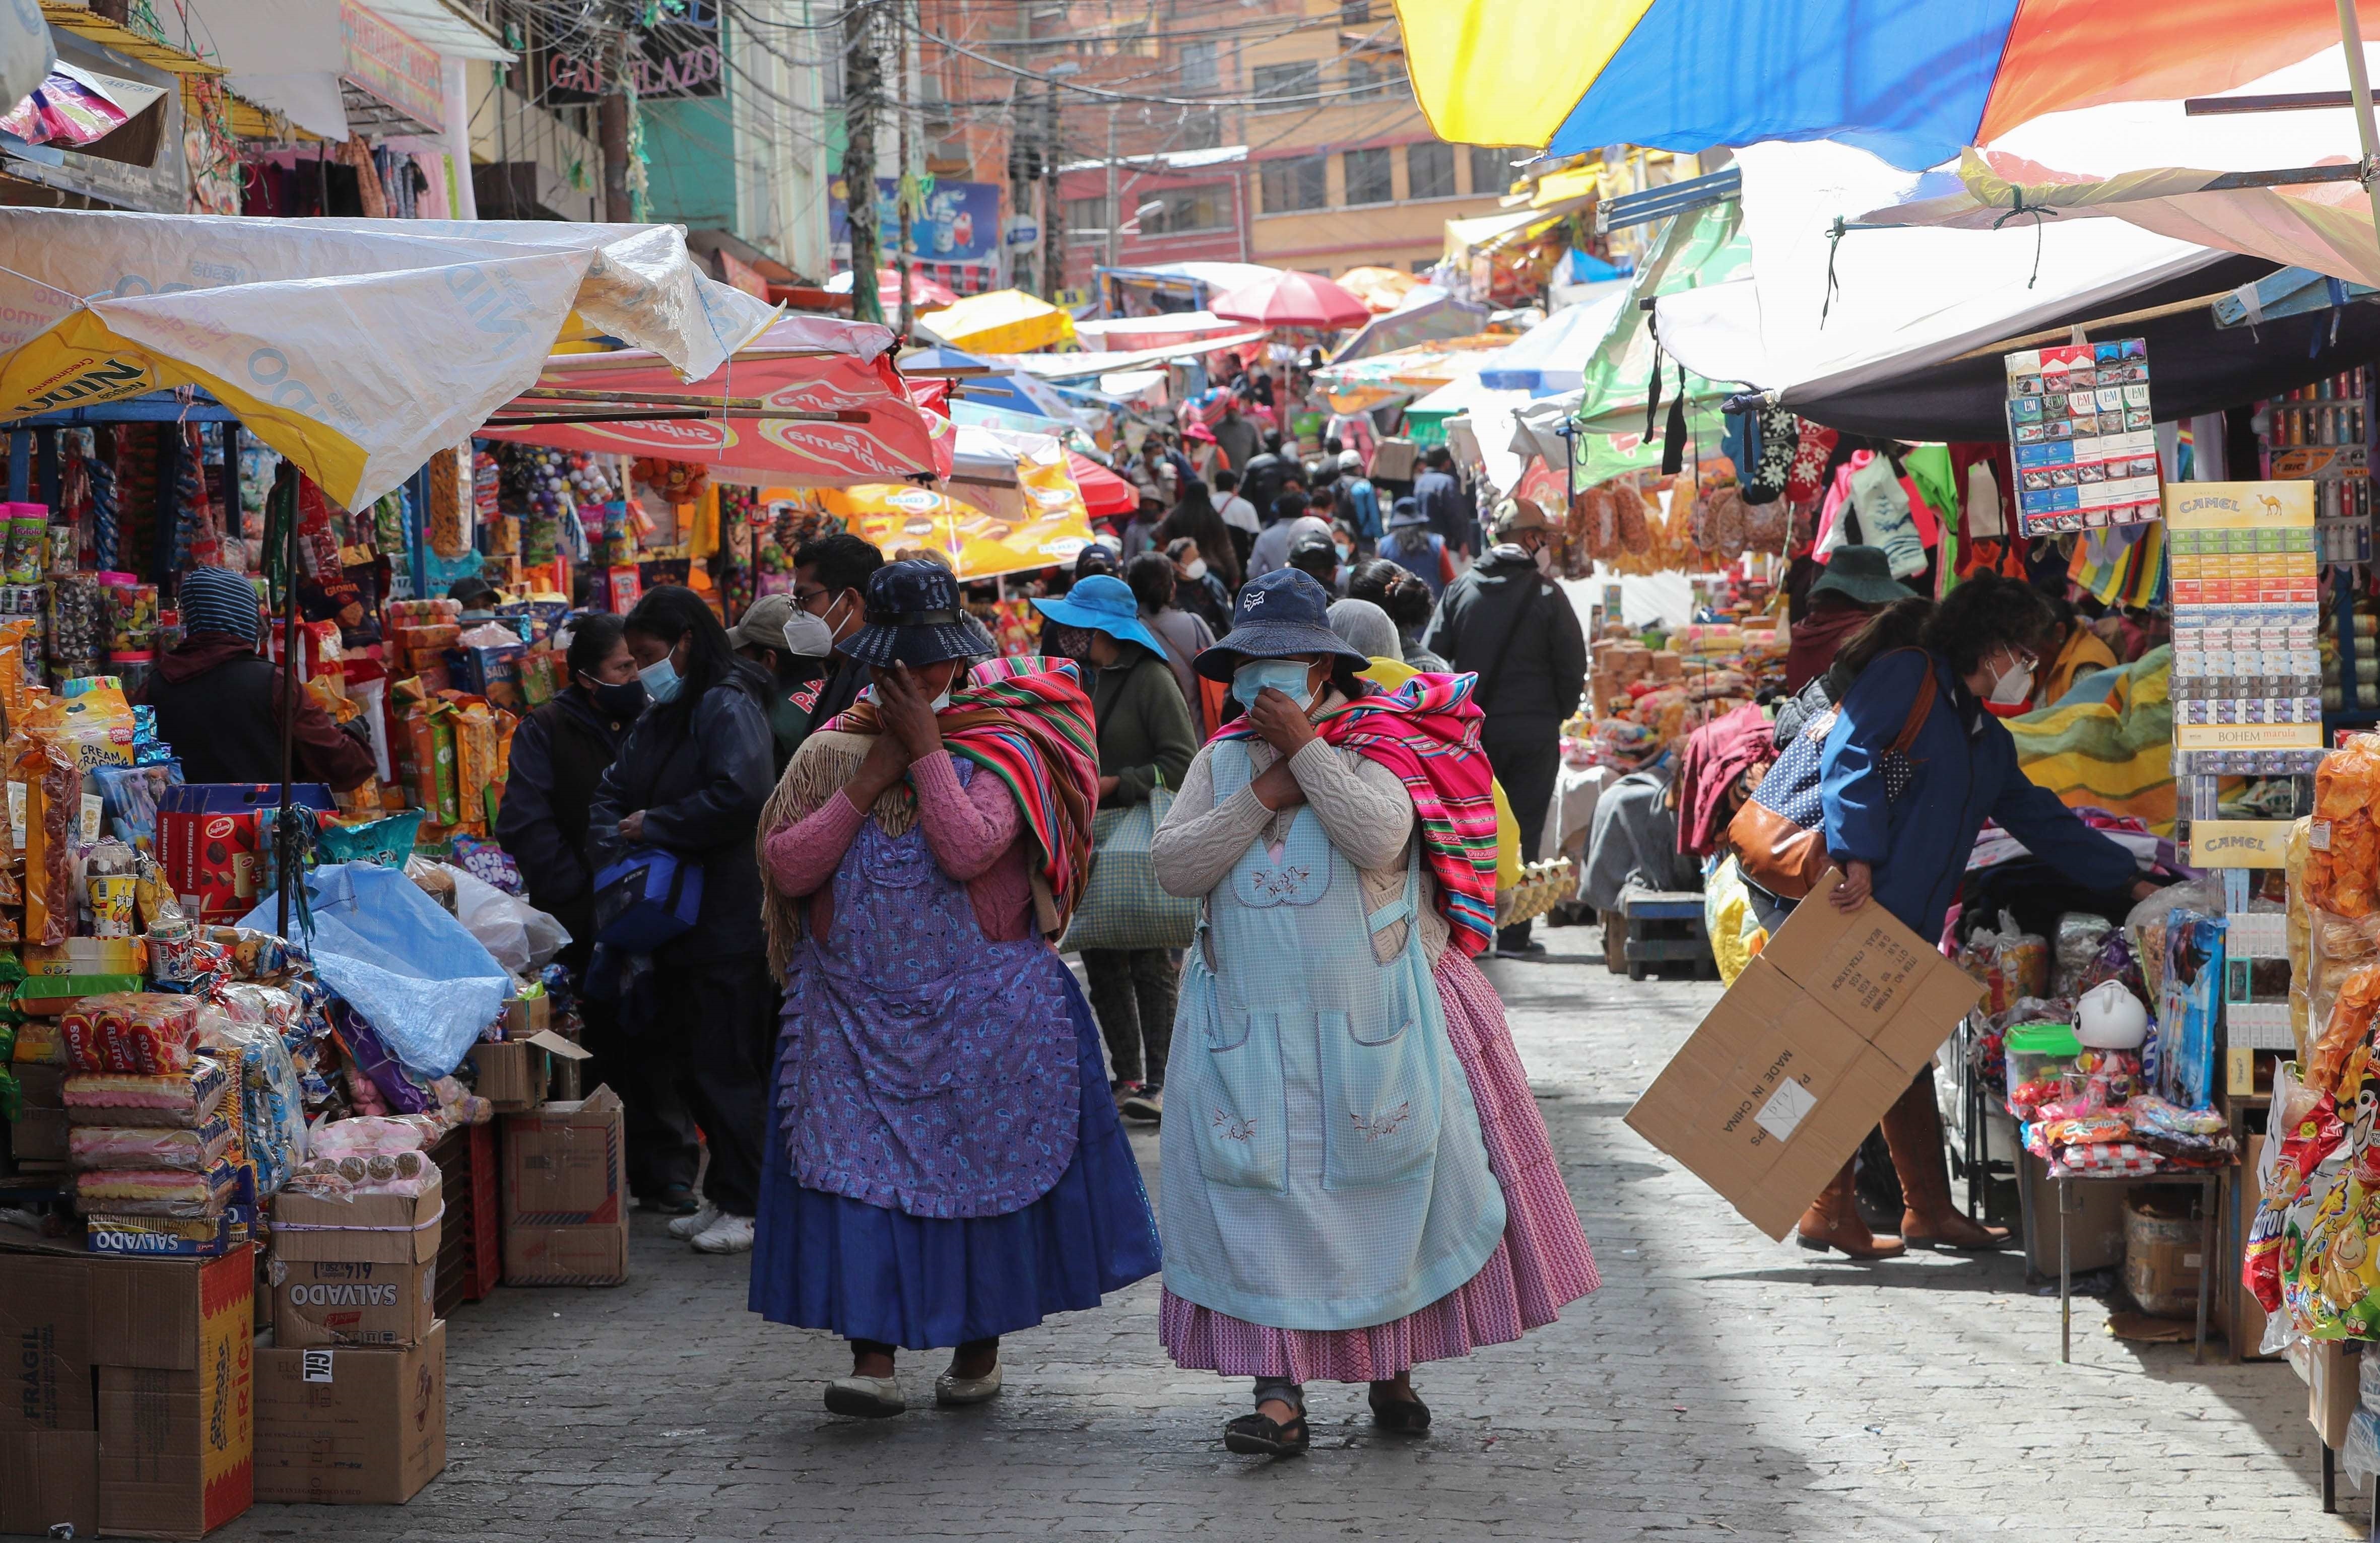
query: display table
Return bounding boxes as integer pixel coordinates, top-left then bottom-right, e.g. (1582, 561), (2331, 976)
(2055, 1169), (2221, 1364)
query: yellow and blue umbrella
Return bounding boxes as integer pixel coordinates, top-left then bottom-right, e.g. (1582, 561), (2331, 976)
(1395, 0), (2380, 172)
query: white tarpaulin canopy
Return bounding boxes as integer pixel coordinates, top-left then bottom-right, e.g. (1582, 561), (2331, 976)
(0, 212), (776, 509)
(1652, 140), (2229, 408)
(1860, 45), (2380, 290)
(0, 0), (50, 123)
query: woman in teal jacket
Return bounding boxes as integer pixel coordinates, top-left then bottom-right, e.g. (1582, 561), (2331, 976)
(1798, 577), (2157, 1258)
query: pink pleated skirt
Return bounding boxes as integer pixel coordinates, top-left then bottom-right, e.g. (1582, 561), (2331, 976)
(1158, 948), (1599, 1382)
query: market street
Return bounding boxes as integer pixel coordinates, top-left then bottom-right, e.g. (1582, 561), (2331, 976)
(223, 929), (2345, 1543)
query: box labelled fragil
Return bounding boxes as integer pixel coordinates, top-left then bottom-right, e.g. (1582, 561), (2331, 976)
(0, 1428), (98, 1536)
(1625, 869), (1983, 1241)
(269, 1257), (436, 1351)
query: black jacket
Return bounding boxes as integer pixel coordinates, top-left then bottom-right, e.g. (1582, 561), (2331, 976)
(1420, 546), (1586, 741)
(587, 667), (776, 965)
(812, 653), (871, 728)
(495, 688), (633, 959)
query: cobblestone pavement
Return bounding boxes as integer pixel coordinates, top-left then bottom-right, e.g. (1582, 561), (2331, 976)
(224, 927), (2361, 1541)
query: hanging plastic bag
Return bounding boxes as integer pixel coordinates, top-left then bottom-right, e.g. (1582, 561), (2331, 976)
(236, 861), (508, 1081)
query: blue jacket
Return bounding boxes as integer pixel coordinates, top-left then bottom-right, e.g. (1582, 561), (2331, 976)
(1820, 648), (2136, 941)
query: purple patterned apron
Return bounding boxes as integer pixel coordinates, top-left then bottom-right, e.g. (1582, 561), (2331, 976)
(775, 760), (1080, 1220)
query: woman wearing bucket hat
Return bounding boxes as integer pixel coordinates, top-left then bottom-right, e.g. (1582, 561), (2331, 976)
(1029, 574), (1198, 1123)
(751, 561), (1159, 1420)
(1148, 570), (1599, 1458)
(1784, 546), (1916, 694)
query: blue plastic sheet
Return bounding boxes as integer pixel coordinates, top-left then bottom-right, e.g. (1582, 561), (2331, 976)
(238, 861), (508, 1080)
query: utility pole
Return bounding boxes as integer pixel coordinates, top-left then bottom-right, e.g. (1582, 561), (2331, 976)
(1002, 4), (1034, 297)
(843, 0), (884, 324)
(894, 0), (915, 337)
(1039, 78), (1063, 303)
(1103, 103), (1120, 274)
(599, 21), (632, 222)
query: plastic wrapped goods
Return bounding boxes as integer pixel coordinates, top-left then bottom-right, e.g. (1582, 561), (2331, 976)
(62, 1057), (226, 1127)
(67, 1158), (236, 1216)
(59, 992), (203, 1076)
(68, 1117), (233, 1172)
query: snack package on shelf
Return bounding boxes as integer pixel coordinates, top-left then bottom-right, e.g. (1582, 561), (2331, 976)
(63, 1055), (227, 1126)
(59, 991), (202, 1075)
(69, 1116), (234, 1171)
(14, 731), (77, 944)
(67, 1156), (237, 1215)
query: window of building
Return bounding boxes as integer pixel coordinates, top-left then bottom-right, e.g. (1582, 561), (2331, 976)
(1343, 146), (1392, 206)
(1407, 142), (1453, 200)
(1179, 39), (1217, 89)
(1177, 107), (1223, 149)
(1141, 183), (1234, 233)
(1346, 56), (1401, 100)
(1260, 154), (1327, 213)
(1340, 0), (1370, 20)
(1065, 195), (1109, 240)
(1252, 61), (1319, 112)
(1468, 144), (1511, 197)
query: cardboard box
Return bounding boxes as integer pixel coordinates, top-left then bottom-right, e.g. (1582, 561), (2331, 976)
(0, 1428), (98, 1536)
(503, 992), (552, 1037)
(270, 1259), (437, 1350)
(1625, 870), (1984, 1240)
(10, 1103), (65, 1162)
(87, 1207), (255, 1259)
(91, 1249), (254, 1540)
(2122, 1193), (2205, 1318)
(0, 1252), (94, 1432)
(253, 1320), (446, 1505)
(469, 1028), (584, 1109)
(24, 937), (148, 976)
(272, 1176), (442, 1266)
(2309, 1338), (2361, 1449)
(502, 1086), (628, 1286)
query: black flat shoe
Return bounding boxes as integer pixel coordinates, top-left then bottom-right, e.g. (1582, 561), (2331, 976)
(1223, 1411), (1310, 1457)
(1368, 1394), (1431, 1434)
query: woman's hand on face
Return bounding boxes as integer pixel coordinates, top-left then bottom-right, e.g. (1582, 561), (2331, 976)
(849, 729), (910, 806)
(1830, 859), (1873, 913)
(1247, 686), (1319, 756)
(1250, 756), (1305, 812)
(618, 810), (646, 843)
(877, 663), (944, 762)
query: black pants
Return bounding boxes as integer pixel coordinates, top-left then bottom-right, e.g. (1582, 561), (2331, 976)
(643, 955), (780, 1216)
(1082, 947), (1178, 1087)
(1483, 728), (1559, 949)
(578, 992), (699, 1200)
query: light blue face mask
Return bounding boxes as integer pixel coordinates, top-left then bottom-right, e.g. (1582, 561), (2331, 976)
(1232, 656), (1314, 711)
(638, 654), (683, 704)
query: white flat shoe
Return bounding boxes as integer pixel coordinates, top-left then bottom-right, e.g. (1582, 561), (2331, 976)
(935, 1364), (1003, 1406)
(824, 1375), (906, 1418)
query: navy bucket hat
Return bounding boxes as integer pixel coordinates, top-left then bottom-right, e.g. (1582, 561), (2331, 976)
(836, 559), (997, 667)
(1194, 568), (1370, 682)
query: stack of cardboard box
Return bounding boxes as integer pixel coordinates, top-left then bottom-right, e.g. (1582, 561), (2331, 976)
(256, 1175), (447, 1504)
(0, 1245), (255, 1539)
(501, 1086), (629, 1286)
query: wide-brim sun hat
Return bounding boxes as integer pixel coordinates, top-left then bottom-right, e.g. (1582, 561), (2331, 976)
(1808, 545), (1919, 608)
(1194, 568), (1371, 681)
(1029, 574), (1170, 659)
(1387, 498), (1426, 529)
(837, 558), (998, 667)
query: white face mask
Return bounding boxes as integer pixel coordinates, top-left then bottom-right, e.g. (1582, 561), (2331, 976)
(1184, 558), (1208, 581)
(929, 688), (953, 713)
(1531, 543), (1555, 576)
(1986, 649), (2034, 707)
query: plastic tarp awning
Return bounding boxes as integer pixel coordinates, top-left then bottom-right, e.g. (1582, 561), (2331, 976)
(809, 425), (1094, 579)
(917, 289), (1077, 354)
(1330, 291), (1493, 365)
(1477, 282), (1630, 391)
(1650, 141), (2232, 440)
(979, 330), (1268, 379)
(0, 212), (776, 509)
(477, 315), (953, 487)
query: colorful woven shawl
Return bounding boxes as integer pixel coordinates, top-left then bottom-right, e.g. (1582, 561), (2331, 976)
(821, 654), (1100, 929)
(1217, 673), (1500, 956)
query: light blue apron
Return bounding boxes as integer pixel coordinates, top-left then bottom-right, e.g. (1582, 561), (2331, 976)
(1158, 739), (1505, 1332)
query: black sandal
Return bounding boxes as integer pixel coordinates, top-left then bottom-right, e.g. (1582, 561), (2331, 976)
(1223, 1410), (1310, 1457)
(1367, 1393), (1431, 1434)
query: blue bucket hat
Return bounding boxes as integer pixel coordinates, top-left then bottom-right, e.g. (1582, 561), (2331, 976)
(837, 559), (997, 667)
(1195, 568), (1369, 682)
(1387, 496), (1426, 529)
(1029, 574), (1168, 659)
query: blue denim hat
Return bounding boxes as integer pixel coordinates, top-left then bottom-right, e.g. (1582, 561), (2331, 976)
(1195, 567), (1369, 682)
(837, 558), (998, 667)
(1029, 574), (1168, 659)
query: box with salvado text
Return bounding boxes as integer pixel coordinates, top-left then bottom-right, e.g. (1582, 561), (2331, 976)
(1626, 869), (1983, 1239)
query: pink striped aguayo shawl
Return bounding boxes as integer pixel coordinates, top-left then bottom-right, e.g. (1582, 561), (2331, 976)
(1217, 672), (1499, 956)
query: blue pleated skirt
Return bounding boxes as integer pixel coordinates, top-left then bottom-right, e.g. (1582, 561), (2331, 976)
(748, 964), (1162, 1349)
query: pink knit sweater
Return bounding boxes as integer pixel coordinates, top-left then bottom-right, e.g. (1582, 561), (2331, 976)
(762, 749), (1036, 942)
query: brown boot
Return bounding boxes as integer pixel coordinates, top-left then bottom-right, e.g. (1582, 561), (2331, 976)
(1796, 1158), (1906, 1258)
(1883, 1069), (2011, 1250)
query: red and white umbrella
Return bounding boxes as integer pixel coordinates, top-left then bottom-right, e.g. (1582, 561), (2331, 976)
(826, 266), (962, 309)
(1211, 270), (1372, 331)
(1067, 452), (1140, 519)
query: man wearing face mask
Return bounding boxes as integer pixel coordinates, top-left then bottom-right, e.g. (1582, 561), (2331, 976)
(1757, 574), (2160, 1261)
(793, 533), (886, 727)
(1420, 496), (1585, 958)
(730, 593), (836, 774)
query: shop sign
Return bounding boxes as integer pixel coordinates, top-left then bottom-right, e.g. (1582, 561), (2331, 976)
(537, 0), (722, 101)
(716, 249), (771, 301)
(340, 0), (444, 134)
(829, 177), (1003, 266)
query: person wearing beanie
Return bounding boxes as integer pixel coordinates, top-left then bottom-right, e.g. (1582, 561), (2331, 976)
(137, 566), (376, 790)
